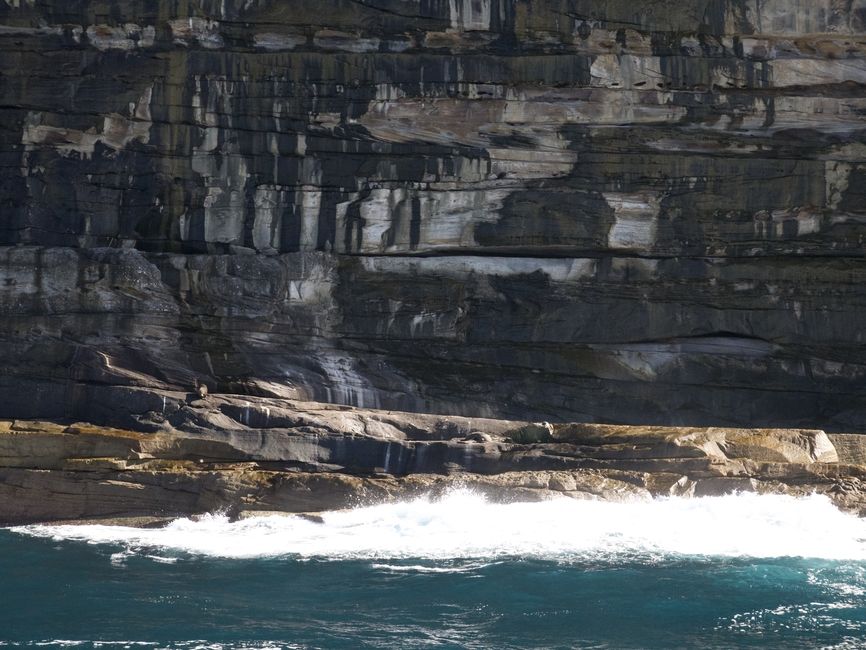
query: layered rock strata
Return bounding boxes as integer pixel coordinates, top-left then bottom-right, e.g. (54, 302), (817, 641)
(1, 1), (866, 430)
(2, 395), (866, 525)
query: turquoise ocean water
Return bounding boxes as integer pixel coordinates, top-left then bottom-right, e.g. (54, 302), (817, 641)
(2, 491), (866, 649)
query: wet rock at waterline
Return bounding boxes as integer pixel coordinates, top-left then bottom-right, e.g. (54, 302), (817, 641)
(2, 400), (866, 525)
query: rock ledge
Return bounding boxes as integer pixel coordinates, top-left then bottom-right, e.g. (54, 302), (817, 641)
(2, 392), (865, 525)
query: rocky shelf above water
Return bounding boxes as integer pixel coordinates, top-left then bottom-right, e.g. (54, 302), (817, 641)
(2, 391), (866, 526)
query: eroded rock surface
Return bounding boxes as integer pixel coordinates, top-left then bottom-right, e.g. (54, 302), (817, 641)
(1, 2), (866, 429)
(2, 398), (865, 525)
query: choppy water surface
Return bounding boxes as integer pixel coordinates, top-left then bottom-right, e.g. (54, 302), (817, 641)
(2, 492), (866, 649)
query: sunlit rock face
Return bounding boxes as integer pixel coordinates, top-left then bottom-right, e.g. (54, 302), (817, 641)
(1, 0), (866, 429)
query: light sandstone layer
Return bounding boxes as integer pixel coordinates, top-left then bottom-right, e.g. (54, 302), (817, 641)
(1, 396), (865, 525)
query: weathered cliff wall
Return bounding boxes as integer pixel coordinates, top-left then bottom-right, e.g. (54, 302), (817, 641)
(2, 0), (866, 429)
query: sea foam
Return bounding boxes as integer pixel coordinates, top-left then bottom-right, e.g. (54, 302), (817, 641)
(12, 491), (866, 562)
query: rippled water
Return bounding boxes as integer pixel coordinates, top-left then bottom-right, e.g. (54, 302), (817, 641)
(2, 492), (866, 648)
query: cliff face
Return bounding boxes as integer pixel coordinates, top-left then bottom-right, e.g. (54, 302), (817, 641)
(2, 1), (866, 429)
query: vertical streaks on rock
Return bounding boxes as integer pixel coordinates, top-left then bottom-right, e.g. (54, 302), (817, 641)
(0, 1), (865, 428)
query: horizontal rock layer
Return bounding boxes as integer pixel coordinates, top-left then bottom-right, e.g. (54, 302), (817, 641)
(1, 1), (866, 429)
(0, 392), (866, 524)
(3, 245), (866, 429)
(2, 397), (866, 525)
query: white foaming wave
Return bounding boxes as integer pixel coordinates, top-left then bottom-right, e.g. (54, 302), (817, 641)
(11, 491), (866, 562)
(370, 561), (497, 574)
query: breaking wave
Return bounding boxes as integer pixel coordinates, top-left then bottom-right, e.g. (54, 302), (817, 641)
(12, 491), (866, 563)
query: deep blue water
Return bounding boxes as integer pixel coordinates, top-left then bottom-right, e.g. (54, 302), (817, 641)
(2, 493), (866, 649)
